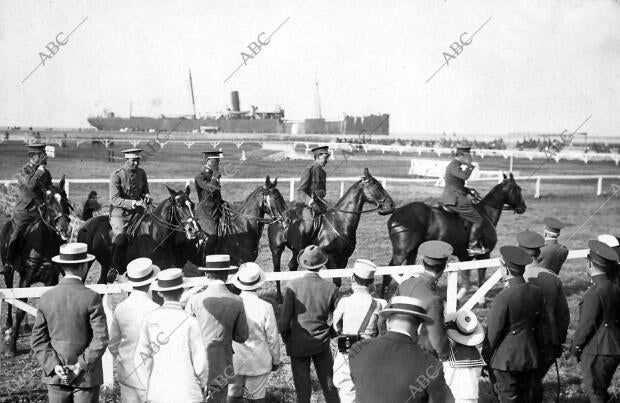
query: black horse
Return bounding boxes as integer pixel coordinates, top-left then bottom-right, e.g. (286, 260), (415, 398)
(381, 172), (526, 297)
(268, 168), (396, 300)
(77, 186), (200, 283)
(1, 176), (72, 356)
(192, 176), (287, 266)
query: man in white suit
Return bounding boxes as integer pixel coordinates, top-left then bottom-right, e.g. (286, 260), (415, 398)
(108, 258), (160, 402)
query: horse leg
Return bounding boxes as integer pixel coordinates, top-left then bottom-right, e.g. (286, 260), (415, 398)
(271, 244), (285, 303)
(1, 269), (15, 356)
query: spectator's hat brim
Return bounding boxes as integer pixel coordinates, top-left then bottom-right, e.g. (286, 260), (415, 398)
(52, 243), (95, 264)
(232, 262), (266, 291)
(379, 296), (434, 324)
(445, 310), (485, 346)
(151, 268), (192, 291)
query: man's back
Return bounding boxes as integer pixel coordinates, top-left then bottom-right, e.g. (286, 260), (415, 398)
(539, 241), (569, 274)
(279, 272), (338, 356)
(350, 331), (448, 403)
(31, 277), (108, 387)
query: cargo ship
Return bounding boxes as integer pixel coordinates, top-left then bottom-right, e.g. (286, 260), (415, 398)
(87, 72), (389, 135)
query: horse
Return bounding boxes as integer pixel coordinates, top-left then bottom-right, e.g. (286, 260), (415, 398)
(268, 168), (396, 300)
(1, 176), (72, 357)
(76, 185), (200, 284)
(192, 176), (288, 266)
(381, 172), (526, 297)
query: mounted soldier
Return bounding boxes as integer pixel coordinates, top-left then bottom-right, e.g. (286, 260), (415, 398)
(109, 148), (152, 279)
(297, 145), (330, 221)
(194, 150), (225, 241)
(440, 145), (489, 256)
(2, 144), (53, 276)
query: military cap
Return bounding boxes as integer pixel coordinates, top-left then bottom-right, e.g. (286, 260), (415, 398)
(543, 217), (565, 234)
(455, 144), (471, 153)
(499, 245), (532, 274)
(419, 240), (453, 267)
(202, 150), (224, 159)
(121, 148), (142, 159)
(587, 240), (619, 268)
(311, 146), (330, 156)
(26, 143), (47, 153)
(517, 231), (545, 251)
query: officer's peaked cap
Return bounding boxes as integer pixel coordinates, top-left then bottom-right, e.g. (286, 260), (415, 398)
(516, 231), (545, 251)
(543, 217), (565, 233)
(419, 240), (453, 267)
(499, 245), (532, 274)
(121, 148), (142, 159)
(202, 150), (223, 159)
(311, 146), (330, 156)
(26, 144), (47, 153)
(588, 240), (619, 268)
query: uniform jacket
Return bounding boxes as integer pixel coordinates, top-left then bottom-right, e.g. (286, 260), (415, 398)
(440, 159), (474, 206)
(523, 264), (570, 359)
(30, 277), (109, 387)
(110, 166), (149, 217)
(333, 285), (387, 338)
(571, 273), (620, 357)
(195, 169), (222, 203)
(232, 291), (280, 376)
(297, 163), (327, 204)
(15, 163), (52, 211)
(349, 331), (451, 403)
(487, 277), (546, 371)
(108, 290), (159, 389)
(185, 281), (249, 386)
(393, 272), (450, 360)
(279, 271), (339, 356)
(539, 239), (569, 275)
(135, 301), (208, 403)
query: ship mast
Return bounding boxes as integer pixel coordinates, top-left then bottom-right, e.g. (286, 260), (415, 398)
(189, 69), (197, 119)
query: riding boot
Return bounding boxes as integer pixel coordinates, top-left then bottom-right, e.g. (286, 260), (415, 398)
(2, 238), (19, 275)
(467, 221), (488, 256)
(110, 234), (127, 282)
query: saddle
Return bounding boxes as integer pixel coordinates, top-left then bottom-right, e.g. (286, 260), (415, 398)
(125, 210), (148, 240)
(283, 204), (322, 247)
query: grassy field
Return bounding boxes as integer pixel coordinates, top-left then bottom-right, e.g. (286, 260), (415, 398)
(1, 139), (619, 402)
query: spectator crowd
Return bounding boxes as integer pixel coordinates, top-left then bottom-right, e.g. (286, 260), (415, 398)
(29, 217), (620, 403)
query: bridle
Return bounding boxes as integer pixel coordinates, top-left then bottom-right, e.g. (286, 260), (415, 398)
(38, 190), (70, 239)
(318, 177), (387, 215)
(222, 187), (284, 225)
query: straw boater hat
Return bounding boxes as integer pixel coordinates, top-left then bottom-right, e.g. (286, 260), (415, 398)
(199, 254), (237, 271)
(232, 262), (267, 291)
(297, 245), (328, 270)
(598, 234), (620, 249)
(445, 309), (485, 346)
(150, 268), (192, 291)
(123, 258), (160, 287)
(51, 243), (95, 264)
(379, 296), (434, 324)
(352, 259), (376, 280)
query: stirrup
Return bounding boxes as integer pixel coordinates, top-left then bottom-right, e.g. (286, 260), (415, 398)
(0, 263), (14, 276)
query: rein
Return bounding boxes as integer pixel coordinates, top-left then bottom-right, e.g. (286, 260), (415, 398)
(316, 197), (380, 215)
(221, 192), (283, 224)
(37, 203), (68, 238)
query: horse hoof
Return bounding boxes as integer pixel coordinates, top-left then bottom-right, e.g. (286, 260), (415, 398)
(107, 269), (118, 283)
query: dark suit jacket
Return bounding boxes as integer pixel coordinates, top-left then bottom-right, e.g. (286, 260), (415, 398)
(440, 159), (474, 206)
(109, 166), (149, 217)
(539, 240), (569, 275)
(296, 163), (326, 204)
(15, 164), (52, 211)
(524, 264), (570, 359)
(350, 331), (451, 403)
(487, 277), (546, 371)
(571, 274), (620, 357)
(31, 277), (109, 387)
(393, 272), (450, 360)
(279, 271), (338, 356)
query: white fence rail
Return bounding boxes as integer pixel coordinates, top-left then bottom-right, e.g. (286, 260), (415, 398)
(0, 248), (590, 387)
(2, 175), (620, 201)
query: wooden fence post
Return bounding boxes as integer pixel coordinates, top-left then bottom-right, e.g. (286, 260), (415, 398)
(102, 294), (115, 388)
(289, 179), (295, 202)
(597, 176), (603, 196)
(446, 271), (458, 314)
(534, 177), (541, 199)
(340, 181), (345, 198)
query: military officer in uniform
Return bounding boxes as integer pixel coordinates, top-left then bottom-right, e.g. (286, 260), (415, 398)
(487, 245), (546, 402)
(109, 149), (152, 279)
(441, 146), (489, 256)
(3, 144), (52, 275)
(297, 146), (329, 220)
(390, 240), (453, 361)
(539, 217), (569, 275)
(571, 240), (620, 403)
(194, 150), (225, 238)
(518, 230), (569, 402)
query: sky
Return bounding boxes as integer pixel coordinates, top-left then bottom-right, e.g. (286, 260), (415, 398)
(1, 0), (619, 137)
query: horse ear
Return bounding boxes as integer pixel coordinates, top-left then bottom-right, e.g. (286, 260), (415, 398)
(502, 172), (507, 179)
(273, 177), (278, 187)
(363, 167), (370, 177)
(58, 175), (65, 192)
(509, 172), (514, 180)
(265, 175), (271, 186)
(165, 185), (176, 197)
(185, 185), (191, 195)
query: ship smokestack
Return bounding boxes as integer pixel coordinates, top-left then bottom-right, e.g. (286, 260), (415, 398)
(231, 91), (240, 112)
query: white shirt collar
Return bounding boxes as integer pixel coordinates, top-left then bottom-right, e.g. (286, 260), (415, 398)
(63, 274), (83, 281)
(209, 279), (226, 285)
(388, 328), (413, 338)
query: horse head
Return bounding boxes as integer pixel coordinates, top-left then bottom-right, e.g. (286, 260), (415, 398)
(360, 168), (396, 215)
(499, 172), (527, 214)
(166, 185), (200, 240)
(42, 175), (72, 241)
(259, 176), (287, 223)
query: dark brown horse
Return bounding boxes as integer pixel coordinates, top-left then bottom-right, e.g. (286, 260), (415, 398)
(1, 176), (72, 356)
(381, 172), (526, 297)
(268, 168), (396, 300)
(77, 186), (200, 283)
(192, 176), (288, 266)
